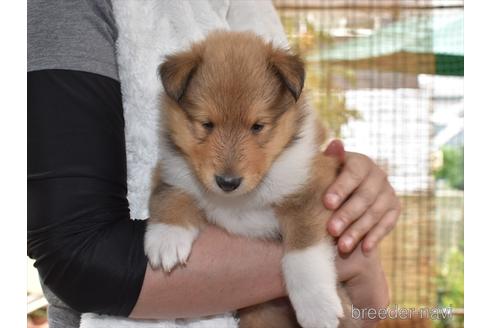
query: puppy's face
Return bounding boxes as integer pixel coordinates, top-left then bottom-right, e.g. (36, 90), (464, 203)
(159, 31), (305, 196)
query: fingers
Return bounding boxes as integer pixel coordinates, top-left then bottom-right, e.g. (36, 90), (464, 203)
(336, 185), (395, 253)
(323, 152), (373, 210)
(362, 201), (401, 253)
(323, 139), (345, 162)
(327, 167), (387, 237)
(323, 149), (401, 252)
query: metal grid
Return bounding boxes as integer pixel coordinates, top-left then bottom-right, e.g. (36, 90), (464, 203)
(274, 1), (464, 327)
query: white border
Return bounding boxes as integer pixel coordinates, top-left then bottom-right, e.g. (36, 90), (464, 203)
(464, 1), (492, 327)
(3, 1), (487, 327)
(0, 1), (27, 327)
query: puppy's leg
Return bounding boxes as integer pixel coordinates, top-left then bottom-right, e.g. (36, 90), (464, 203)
(145, 177), (206, 272)
(276, 155), (344, 328)
(281, 234), (343, 328)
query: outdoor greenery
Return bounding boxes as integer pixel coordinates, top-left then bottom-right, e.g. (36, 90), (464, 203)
(278, 12), (362, 138)
(437, 244), (464, 308)
(279, 7), (464, 328)
(435, 240), (464, 328)
(307, 64), (361, 138)
(434, 146), (464, 190)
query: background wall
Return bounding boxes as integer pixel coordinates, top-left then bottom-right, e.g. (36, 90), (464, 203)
(274, 1), (464, 327)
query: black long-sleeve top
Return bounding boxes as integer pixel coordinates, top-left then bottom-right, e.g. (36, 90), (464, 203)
(28, 0), (148, 317)
(28, 69), (148, 316)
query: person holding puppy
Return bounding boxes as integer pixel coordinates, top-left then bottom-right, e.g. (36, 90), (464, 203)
(28, 1), (400, 328)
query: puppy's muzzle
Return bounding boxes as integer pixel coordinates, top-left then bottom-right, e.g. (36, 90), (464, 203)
(215, 175), (243, 192)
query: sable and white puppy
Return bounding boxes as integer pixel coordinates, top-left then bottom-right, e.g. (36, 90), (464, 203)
(145, 31), (360, 328)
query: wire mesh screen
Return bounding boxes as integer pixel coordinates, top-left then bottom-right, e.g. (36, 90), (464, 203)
(273, 1), (464, 327)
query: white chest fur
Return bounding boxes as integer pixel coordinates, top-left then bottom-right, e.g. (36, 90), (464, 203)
(152, 108), (345, 328)
(201, 200), (281, 239)
(160, 106), (317, 239)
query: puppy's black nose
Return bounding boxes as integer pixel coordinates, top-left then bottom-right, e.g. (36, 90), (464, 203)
(215, 175), (243, 192)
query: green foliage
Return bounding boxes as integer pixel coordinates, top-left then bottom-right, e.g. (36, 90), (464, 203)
(434, 146), (464, 190)
(435, 240), (464, 328)
(437, 243), (464, 308)
(278, 12), (362, 137)
(315, 92), (362, 137)
(278, 15), (334, 55)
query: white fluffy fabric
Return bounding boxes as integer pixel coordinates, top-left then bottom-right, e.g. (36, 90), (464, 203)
(80, 313), (239, 328)
(81, 1), (287, 327)
(115, 0), (287, 221)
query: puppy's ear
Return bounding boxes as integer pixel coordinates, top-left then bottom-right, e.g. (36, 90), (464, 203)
(269, 48), (305, 101)
(158, 46), (203, 102)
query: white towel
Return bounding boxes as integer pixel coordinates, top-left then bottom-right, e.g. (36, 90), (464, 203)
(80, 1), (287, 327)
(80, 313), (239, 328)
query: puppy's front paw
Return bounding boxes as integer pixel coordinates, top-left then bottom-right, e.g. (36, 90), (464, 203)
(291, 288), (343, 328)
(282, 241), (343, 328)
(144, 223), (199, 272)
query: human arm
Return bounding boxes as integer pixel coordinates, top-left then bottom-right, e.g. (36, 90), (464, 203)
(28, 1), (393, 321)
(26, 69), (287, 319)
(131, 225), (285, 319)
(27, 69), (147, 315)
(337, 245), (389, 328)
(27, 69), (390, 321)
(132, 227), (389, 325)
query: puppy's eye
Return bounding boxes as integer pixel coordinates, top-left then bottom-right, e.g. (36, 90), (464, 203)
(202, 122), (214, 131)
(251, 123), (264, 134)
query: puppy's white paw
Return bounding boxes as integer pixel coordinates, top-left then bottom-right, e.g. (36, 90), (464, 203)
(144, 223), (199, 272)
(291, 288), (343, 328)
(282, 241), (343, 328)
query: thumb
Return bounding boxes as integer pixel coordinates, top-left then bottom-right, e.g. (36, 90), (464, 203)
(324, 139), (345, 162)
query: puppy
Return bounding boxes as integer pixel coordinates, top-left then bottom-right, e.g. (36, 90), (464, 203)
(145, 31), (360, 328)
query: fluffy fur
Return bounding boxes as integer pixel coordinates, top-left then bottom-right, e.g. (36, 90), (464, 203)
(145, 223), (199, 271)
(83, 1), (288, 327)
(147, 31), (361, 328)
(282, 240), (342, 328)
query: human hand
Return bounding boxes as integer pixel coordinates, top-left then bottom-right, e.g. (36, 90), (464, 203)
(336, 244), (389, 327)
(323, 140), (401, 254)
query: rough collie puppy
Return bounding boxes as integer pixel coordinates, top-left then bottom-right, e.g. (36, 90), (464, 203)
(145, 31), (360, 328)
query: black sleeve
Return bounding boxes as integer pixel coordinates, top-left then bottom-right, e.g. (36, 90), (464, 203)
(27, 69), (148, 316)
